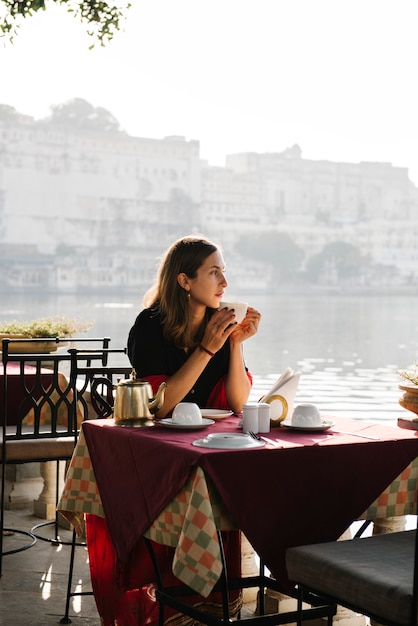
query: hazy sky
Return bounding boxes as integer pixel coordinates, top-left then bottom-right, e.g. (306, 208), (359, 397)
(1, 0), (417, 184)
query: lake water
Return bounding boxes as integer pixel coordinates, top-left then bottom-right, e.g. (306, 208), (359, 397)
(2, 290), (418, 426)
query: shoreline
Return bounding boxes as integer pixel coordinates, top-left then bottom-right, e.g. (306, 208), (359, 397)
(0, 284), (417, 297)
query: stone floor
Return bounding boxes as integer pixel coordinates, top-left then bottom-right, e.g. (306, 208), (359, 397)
(1, 509), (101, 625)
(1, 510), (262, 626)
(2, 509), (377, 626)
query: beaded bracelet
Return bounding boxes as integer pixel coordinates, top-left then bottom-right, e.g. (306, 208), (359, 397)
(199, 344), (215, 358)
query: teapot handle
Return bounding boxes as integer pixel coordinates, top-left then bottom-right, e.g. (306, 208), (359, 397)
(90, 377), (114, 419)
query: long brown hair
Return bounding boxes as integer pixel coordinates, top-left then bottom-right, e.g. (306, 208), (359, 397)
(144, 235), (219, 348)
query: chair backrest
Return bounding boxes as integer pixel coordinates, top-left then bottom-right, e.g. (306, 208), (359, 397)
(2, 339), (76, 442)
(1, 337), (113, 439)
(69, 348), (132, 419)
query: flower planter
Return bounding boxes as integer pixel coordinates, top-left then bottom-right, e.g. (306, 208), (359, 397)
(399, 383), (418, 416)
(0, 334), (64, 354)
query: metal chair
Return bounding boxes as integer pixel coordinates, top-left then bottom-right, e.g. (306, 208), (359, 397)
(28, 338), (113, 545)
(286, 521), (418, 626)
(143, 532), (335, 626)
(1, 336), (112, 575)
(1, 337), (80, 576)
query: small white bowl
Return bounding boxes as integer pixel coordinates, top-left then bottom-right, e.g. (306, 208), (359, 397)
(291, 404), (321, 427)
(172, 402), (203, 425)
(220, 301), (248, 324)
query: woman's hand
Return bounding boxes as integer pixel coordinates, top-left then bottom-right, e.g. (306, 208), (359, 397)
(201, 306), (261, 354)
(229, 306), (261, 344)
(201, 307), (238, 354)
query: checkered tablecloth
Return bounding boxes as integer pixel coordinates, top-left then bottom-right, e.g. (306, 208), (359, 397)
(360, 457), (418, 519)
(58, 428), (418, 597)
(58, 428), (236, 596)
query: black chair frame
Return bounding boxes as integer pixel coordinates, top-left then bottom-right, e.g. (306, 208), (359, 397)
(28, 338), (113, 546)
(288, 521), (418, 626)
(144, 532), (336, 626)
(1, 337), (111, 569)
(1, 337), (81, 575)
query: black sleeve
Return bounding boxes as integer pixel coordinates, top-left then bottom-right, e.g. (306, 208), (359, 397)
(127, 308), (238, 407)
(127, 309), (169, 376)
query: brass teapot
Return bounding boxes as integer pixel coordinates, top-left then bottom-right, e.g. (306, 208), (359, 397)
(91, 370), (167, 426)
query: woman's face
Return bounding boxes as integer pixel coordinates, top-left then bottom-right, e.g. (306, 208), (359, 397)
(187, 250), (228, 309)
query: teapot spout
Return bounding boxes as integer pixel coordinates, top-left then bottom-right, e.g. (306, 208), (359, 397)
(148, 381), (168, 415)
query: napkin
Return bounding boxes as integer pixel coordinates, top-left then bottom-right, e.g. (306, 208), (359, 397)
(259, 367), (301, 423)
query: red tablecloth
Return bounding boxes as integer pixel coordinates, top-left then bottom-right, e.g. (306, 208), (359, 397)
(82, 416), (418, 590)
(0, 362), (55, 426)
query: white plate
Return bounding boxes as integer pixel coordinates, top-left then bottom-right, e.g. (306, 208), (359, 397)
(192, 432), (265, 449)
(158, 418), (215, 430)
(280, 419), (335, 432)
(200, 409), (234, 420)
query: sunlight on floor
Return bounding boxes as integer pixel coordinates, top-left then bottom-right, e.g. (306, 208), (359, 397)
(72, 579), (84, 613)
(40, 564), (52, 599)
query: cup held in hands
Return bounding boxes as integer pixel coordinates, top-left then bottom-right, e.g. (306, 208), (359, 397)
(291, 404), (321, 427)
(172, 402), (203, 425)
(219, 301), (248, 324)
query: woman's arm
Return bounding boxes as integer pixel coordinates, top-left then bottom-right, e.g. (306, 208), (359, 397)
(154, 347), (217, 417)
(159, 305), (261, 416)
(223, 341), (252, 413)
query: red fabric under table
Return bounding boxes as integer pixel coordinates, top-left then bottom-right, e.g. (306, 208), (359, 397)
(86, 515), (241, 626)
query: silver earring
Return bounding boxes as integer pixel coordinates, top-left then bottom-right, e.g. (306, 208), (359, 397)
(186, 291), (191, 301)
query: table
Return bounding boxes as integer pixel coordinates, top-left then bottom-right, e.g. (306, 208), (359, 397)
(58, 416), (418, 622)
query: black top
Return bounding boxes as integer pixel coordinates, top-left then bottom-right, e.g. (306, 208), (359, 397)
(127, 307), (231, 407)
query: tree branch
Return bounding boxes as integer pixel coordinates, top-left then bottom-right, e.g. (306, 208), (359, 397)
(0, 0), (131, 46)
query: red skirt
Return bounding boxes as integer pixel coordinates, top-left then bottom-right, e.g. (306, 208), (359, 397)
(85, 515), (242, 626)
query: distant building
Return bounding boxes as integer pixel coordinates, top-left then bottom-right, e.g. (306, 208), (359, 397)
(1, 106), (418, 291)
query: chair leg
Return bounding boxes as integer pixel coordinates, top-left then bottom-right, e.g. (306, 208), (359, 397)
(258, 556), (266, 616)
(216, 530), (231, 623)
(297, 587), (304, 626)
(60, 528), (77, 624)
(60, 526), (93, 624)
(354, 519), (372, 538)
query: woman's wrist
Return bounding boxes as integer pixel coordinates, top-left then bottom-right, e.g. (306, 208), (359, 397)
(199, 344), (215, 358)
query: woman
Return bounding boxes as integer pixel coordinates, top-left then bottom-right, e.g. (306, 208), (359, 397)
(127, 234), (261, 416)
(88, 236), (261, 625)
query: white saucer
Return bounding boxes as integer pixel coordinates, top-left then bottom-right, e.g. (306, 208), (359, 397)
(280, 419), (335, 432)
(159, 418), (215, 430)
(192, 432), (265, 449)
(200, 409), (233, 420)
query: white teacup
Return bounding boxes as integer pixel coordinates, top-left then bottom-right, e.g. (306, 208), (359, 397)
(291, 404), (321, 427)
(172, 402), (202, 425)
(220, 301), (248, 324)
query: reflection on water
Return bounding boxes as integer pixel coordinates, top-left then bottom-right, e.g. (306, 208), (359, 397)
(1, 291), (418, 425)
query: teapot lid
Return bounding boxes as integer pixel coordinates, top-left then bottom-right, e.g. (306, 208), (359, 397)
(116, 370), (152, 387)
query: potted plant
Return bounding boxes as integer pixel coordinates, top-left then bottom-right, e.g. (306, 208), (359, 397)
(0, 316), (93, 353)
(397, 363), (418, 416)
